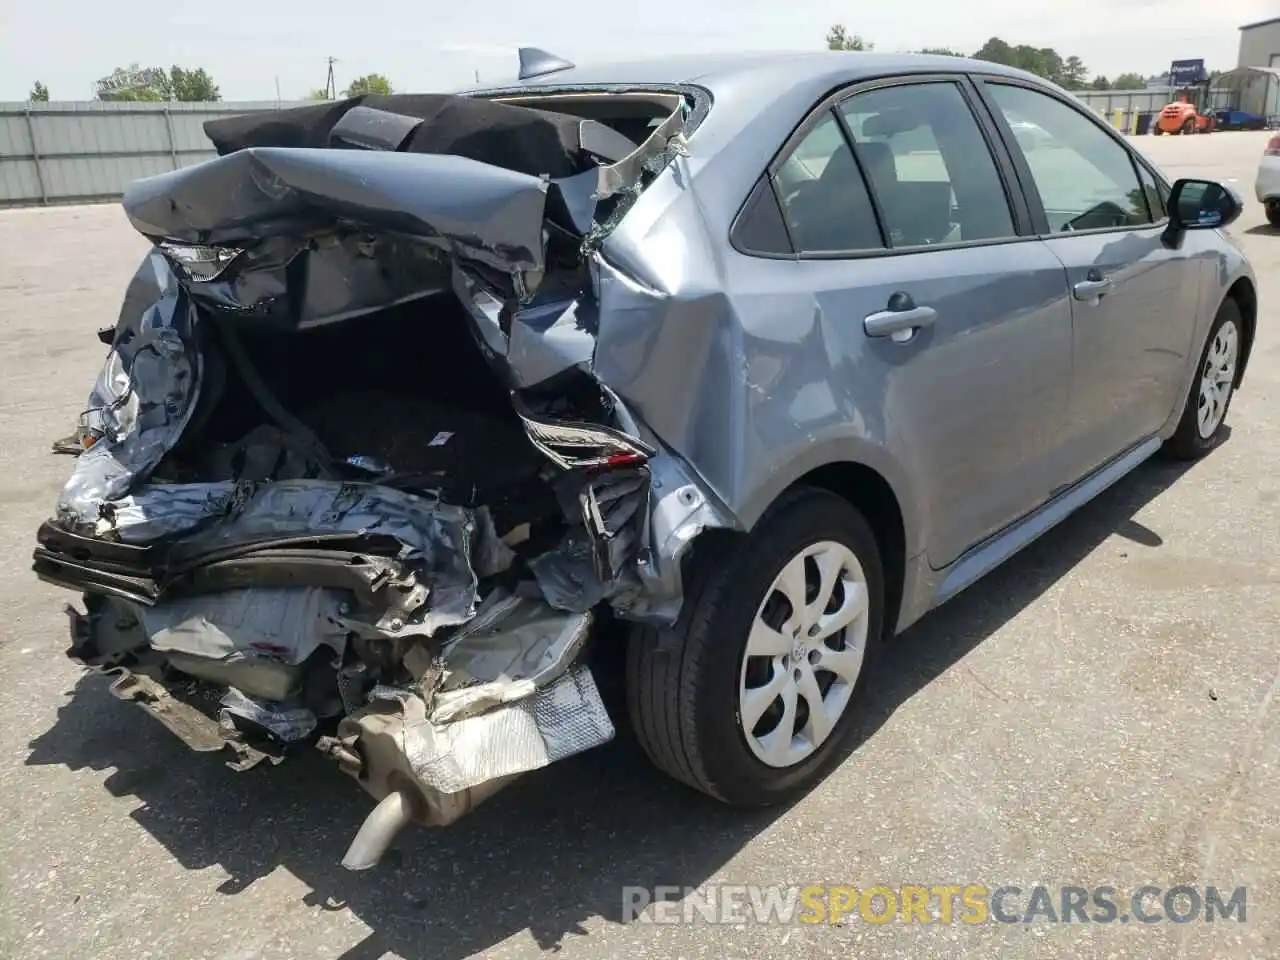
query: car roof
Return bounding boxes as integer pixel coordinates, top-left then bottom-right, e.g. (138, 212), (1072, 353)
(476, 50), (1052, 97)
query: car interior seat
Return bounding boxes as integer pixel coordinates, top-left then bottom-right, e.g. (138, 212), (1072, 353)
(785, 142), (883, 251)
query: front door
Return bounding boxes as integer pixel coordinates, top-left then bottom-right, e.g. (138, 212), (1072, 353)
(977, 79), (1204, 480)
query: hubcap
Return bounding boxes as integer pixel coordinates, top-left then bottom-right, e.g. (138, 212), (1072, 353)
(738, 541), (870, 769)
(1197, 320), (1239, 439)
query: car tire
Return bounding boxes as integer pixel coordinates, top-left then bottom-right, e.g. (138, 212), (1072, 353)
(626, 487), (885, 807)
(1181, 118), (1196, 135)
(1266, 200), (1280, 227)
(1164, 299), (1243, 460)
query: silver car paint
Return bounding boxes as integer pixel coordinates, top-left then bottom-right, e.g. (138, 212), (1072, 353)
(503, 51), (1257, 629)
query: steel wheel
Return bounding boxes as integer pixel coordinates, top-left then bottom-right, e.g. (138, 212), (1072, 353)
(738, 541), (870, 768)
(1197, 318), (1239, 439)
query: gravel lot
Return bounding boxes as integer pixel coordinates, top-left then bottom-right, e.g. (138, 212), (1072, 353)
(1, 131), (1278, 960)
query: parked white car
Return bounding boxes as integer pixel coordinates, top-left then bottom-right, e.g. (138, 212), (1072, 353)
(1257, 134), (1280, 226)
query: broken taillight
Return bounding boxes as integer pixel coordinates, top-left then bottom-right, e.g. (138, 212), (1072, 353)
(1265, 136), (1280, 157)
(159, 242), (242, 282)
(511, 397), (655, 471)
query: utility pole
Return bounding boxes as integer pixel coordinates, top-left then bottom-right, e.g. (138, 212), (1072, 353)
(325, 56), (339, 99)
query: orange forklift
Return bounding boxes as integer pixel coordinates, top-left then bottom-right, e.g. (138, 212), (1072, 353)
(1152, 58), (1216, 134)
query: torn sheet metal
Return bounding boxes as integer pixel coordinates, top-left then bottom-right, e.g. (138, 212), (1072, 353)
(124, 148), (550, 296)
(140, 586), (347, 661)
(365, 665), (613, 795)
(430, 588), (593, 722)
(219, 688), (318, 743)
(58, 250), (202, 528)
(177, 481), (481, 637)
(51, 480), (484, 638)
(589, 96), (689, 201)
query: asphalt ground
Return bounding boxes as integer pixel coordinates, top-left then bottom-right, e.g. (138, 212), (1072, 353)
(1, 129), (1277, 960)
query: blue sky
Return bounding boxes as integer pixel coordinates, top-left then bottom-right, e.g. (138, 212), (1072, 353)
(0, 0), (1273, 101)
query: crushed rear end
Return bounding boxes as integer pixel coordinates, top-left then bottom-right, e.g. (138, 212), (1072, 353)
(33, 89), (731, 868)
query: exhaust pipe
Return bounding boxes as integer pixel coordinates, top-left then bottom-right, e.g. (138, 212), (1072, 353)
(341, 788), (415, 871)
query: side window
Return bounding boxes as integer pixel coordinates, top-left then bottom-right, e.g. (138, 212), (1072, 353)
(986, 83), (1151, 232)
(773, 112), (884, 253)
(733, 176), (793, 255)
(1136, 162), (1166, 220)
(840, 82), (1017, 246)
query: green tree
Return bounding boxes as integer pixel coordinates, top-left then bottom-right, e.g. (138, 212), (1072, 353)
(168, 66), (220, 101)
(344, 73), (393, 97)
(972, 37), (1016, 65)
(1111, 72), (1148, 90)
(971, 38), (1079, 86)
(826, 25), (873, 51)
(309, 88), (333, 100)
(29, 81), (49, 102)
(1062, 56), (1088, 90)
(1089, 75), (1111, 90)
(918, 47), (966, 57)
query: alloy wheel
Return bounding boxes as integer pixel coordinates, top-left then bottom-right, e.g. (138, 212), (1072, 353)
(738, 541), (870, 768)
(1197, 319), (1239, 439)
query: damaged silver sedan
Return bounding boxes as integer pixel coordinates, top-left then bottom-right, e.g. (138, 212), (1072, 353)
(35, 50), (1257, 869)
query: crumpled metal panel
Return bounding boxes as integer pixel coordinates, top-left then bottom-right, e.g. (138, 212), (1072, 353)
(57, 251), (202, 531)
(87, 481), (241, 542)
(431, 588), (593, 722)
(179, 480), (481, 636)
(124, 147), (550, 292)
(372, 666), (613, 794)
(140, 586), (348, 665)
(79, 478), (481, 635)
(180, 234), (452, 331)
(219, 688), (318, 743)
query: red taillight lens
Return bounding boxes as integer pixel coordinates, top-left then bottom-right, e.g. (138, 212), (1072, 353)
(1265, 136), (1280, 157)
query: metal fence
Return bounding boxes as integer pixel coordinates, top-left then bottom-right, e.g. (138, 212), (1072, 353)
(0, 100), (302, 208)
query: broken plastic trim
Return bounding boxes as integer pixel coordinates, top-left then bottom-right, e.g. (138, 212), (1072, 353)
(159, 242), (243, 283)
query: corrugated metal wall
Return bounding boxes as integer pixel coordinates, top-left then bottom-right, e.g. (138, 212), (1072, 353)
(1074, 88), (1172, 114)
(0, 100), (304, 207)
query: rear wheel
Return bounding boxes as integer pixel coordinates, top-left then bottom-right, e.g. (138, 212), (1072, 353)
(1266, 199), (1280, 227)
(626, 489), (884, 806)
(1165, 300), (1242, 460)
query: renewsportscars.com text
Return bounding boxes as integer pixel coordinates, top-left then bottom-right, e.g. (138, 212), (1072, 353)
(622, 884), (1247, 925)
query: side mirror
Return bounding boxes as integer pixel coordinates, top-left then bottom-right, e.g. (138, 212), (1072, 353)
(1164, 178), (1242, 246)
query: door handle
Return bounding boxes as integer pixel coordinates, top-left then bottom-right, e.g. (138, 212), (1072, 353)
(1072, 275), (1113, 301)
(864, 305), (938, 339)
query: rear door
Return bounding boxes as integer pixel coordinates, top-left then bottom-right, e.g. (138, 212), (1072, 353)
(974, 78), (1202, 482)
(764, 76), (1076, 569)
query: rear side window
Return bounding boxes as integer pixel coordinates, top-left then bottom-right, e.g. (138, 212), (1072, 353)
(733, 176), (793, 255)
(840, 81), (1018, 246)
(985, 83), (1151, 232)
(773, 111), (884, 253)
